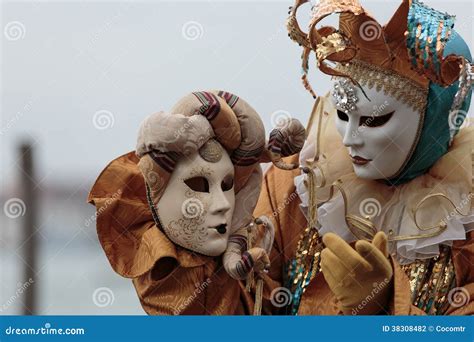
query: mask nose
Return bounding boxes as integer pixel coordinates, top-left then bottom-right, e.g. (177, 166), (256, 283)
(209, 189), (232, 216)
(342, 117), (364, 148)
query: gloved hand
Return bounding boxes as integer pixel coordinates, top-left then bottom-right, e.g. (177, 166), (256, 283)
(223, 216), (274, 280)
(320, 231), (393, 315)
(223, 237), (271, 280)
(245, 247), (271, 274)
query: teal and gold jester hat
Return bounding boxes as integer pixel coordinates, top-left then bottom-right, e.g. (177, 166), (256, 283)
(287, 0), (473, 184)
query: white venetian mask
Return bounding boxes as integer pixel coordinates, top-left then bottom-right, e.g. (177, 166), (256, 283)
(156, 140), (235, 256)
(332, 79), (421, 180)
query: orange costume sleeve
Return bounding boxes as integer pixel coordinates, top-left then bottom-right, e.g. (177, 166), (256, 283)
(254, 155), (474, 315)
(88, 152), (253, 315)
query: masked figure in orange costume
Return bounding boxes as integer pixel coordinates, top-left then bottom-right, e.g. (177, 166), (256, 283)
(88, 90), (305, 315)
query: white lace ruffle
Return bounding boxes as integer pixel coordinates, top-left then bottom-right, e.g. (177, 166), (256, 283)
(295, 172), (474, 265)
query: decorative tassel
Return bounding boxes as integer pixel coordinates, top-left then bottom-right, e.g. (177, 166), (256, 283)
(245, 221), (255, 292)
(302, 166), (318, 229)
(253, 277), (264, 316)
(285, 165), (323, 314)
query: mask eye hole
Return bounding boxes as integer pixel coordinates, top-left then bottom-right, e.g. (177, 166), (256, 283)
(337, 110), (349, 122)
(360, 111), (394, 128)
(184, 177), (209, 193)
(221, 175), (234, 192)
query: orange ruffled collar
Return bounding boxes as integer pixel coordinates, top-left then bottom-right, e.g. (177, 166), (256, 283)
(88, 152), (211, 278)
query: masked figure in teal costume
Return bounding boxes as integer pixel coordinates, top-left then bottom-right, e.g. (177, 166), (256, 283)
(254, 0), (474, 315)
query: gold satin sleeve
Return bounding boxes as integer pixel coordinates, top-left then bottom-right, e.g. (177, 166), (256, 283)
(132, 257), (254, 315)
(87, 152), (254, 315)
(253, 155), (309, 314)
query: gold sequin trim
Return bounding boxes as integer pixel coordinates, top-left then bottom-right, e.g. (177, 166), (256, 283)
(401, 246), (456, 315)
(335, 60), (429, 115)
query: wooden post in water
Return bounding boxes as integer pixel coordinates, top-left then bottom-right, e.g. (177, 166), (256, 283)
(19, 142), (37, 315)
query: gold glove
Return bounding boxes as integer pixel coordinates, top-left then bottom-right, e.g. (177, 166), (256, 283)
(320, 232), (393, 315)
